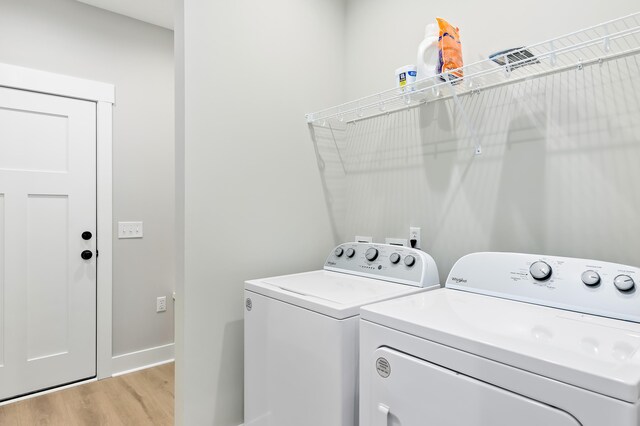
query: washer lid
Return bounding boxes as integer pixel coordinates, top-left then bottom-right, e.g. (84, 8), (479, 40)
(245, 270), (431, 319)
(361, 288), (640, 403)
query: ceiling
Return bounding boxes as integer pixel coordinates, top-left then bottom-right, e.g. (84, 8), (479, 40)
(75, 0), (174, 30)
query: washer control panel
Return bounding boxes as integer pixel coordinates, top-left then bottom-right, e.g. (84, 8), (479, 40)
(324, 243), (439, 288)
(446, 252), (640, 323)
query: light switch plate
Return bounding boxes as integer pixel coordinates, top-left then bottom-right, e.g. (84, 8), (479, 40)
(118, 221), (143, 239)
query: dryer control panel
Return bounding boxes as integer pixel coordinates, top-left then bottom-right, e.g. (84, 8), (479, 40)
(446, 252), (640, 323)
(324, 243), (439, 288)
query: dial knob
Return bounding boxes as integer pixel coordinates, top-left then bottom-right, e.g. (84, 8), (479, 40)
(614, 275), (635, 292)
(404, 255), (416, 267)
(389, 253), (401, 264)
(334, 247), (344, 257)
(345, 248), (355, 258)
(530, 261), (552, 281)
(581, 270), (601, 287)
(365, 248), (379, 262)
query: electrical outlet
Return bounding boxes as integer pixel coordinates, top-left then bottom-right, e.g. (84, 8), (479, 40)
(409, 227), (421, 249)
(156, 296), (167, 313)
(118, 221), (143, 239)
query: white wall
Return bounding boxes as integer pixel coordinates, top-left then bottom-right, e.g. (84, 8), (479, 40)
(329, 0), (640, 281)
(175, 0), (345, 424)
(0, 0), (175, 358)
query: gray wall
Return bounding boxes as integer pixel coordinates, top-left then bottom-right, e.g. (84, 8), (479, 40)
(0, 0), (175, 356)
(175, 0), (345, 424)
(345, 0), (639, 99)
(328, 0), (640, 282)
(176, 1), (639, 424)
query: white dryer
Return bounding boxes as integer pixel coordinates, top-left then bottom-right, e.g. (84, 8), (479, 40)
(244, 242), (439, 426)
(360, 252), (640, 426)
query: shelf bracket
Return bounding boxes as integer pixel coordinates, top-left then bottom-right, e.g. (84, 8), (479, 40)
(504, 54), (511, 77)
(444, 74), (483, 155)
(432, 76), (441, 97)
(603, 24), (611, 53)
(549, 40), (557, 67)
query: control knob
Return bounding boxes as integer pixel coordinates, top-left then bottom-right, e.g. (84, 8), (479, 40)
(335, 247), (344, 257)
(530, 261), (552, 281)
(389, 253), (401, 264)
(346, 248), (355, 258)
(614, 275), (635, 292)
(404, 255), (416, 267)
(365, 248), (379, 262)
(581, 270), (601, 287)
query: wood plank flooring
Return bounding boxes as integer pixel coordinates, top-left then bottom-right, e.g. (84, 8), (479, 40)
(0, 362), (174, 426)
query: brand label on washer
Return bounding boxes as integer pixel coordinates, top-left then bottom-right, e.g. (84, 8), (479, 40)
(245, 298), (252, 311)
(376, 357), (391, 378)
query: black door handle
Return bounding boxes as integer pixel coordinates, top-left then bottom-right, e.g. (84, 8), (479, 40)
(81, 250), (93, 260)
(82, 231), (93, 240)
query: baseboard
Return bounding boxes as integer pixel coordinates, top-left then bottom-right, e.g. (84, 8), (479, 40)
(0, 377), (97, 407)
(111, 343), (174, 377)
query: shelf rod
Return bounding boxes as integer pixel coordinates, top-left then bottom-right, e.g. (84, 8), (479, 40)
(338, 45), (640, 125)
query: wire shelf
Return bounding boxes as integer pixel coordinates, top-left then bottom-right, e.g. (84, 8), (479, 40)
(306, 12), (640, 125)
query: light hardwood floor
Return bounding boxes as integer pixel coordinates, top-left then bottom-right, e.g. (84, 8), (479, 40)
(0, 362), (174, 426)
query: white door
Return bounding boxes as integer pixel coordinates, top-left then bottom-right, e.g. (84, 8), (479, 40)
(370, 347), (582, 426)
(0, 86), (97, 401)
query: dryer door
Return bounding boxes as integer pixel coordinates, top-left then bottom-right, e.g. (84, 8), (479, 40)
(370, 347), (582, 426)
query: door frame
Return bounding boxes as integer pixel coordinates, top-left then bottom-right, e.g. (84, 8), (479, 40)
(0, 62), (114, 380)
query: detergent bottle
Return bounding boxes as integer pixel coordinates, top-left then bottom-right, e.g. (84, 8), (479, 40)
(416, 23), (439, 81)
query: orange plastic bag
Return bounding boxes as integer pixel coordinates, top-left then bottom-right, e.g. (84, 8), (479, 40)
(437, 17), (463, 81)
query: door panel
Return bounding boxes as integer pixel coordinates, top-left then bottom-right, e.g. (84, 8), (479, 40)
(0, 106), (68, 172)
(27, 195), (69, 361)
(370, 347), (582, 426)
(0, 87), (96, 401)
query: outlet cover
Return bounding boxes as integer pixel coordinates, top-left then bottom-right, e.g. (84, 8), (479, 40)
(409, 226), (421, 249)
(156, 296), (167, 313)
(385, 238), (409, 247)
(355, 235), (373, 243)
(118, 221), (143, 239)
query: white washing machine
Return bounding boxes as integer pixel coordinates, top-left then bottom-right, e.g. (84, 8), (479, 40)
(244, 242), (439, 426)
(360, 252), (640, 426)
